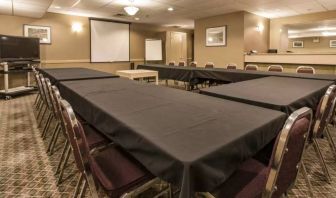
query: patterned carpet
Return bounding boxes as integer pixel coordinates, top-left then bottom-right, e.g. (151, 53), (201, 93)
(1, 93), (336, 197)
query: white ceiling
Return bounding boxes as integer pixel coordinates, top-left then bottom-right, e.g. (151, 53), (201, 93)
(1, 0), (336, 28)
(0, 0), (53, 18)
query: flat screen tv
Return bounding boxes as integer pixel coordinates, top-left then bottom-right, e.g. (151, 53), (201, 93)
(0, 35), (40, 62)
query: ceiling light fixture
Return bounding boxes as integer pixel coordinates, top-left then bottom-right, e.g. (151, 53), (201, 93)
(124, 0), (139, 16)
(168, 7), (174, 11)
(135, 17), (140, 21)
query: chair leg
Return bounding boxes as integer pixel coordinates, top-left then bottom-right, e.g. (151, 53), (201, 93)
(49, 127), (62, 155)
(38, 107), (48, 127)
(47, 123), (60, 153)
(85, 172), (99, 198)
(35, 96), (42, 110)
(301, 162), (313, 197)
(312, 139), (332, 183)
(56, 141), (69, 174)
(41, 113), (53, 139)
(36, 103), (45, 121)
(72, 173), (84, 198)
(57, 145), (71, 185)
(34, 93), (40, 106)
(78, 178), (88, 198)
(326, 127), (336, 161)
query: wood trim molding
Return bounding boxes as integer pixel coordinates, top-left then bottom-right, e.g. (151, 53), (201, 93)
(41, 58), (145, 64)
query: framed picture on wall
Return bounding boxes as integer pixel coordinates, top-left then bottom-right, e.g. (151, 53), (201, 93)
(292, 41), (303, 48)
(330, 40), (336, 48)
(206, 26), (227, 47)
(23, 25), (51, 44)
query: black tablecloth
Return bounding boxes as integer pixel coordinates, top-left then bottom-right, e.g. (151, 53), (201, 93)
(58, 78), (286, 197)
(137, 64), (336, 83)
(36, 67), (119, 84)
(200, 76), (333, 115)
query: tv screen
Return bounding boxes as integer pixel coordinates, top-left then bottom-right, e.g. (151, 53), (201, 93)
(0, 35), (40, 61)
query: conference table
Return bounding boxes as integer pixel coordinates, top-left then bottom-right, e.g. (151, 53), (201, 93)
(200, 76), (333, 115)
(58, 78), (286, 198)
(137, 64), (336, 83)
(36, 67), (119, 84)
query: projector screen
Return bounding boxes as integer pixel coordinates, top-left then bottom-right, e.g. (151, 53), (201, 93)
(145, 39), (162, 61)
(90, 19), (130, 62)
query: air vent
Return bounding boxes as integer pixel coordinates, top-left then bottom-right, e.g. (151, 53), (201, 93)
(114, 13), (127, 17)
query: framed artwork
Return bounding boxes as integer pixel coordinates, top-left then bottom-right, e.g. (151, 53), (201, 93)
(23, 25), (51, 44)
(330, 40), (336, 48)
(206, 26), (227, 47)
(292, 41), (303, 48)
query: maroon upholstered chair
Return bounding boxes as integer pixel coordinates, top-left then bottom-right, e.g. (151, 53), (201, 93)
(168, 61), (175, 66)
(226, 63), (237, 70)
(205, 62), (214, 68)
(296, 66), (315, 74)
(59, 99), (171, 197)
(190, 61), (197, 67)
(39, 76), (58, 139)
(54, 87), (109, 186)
(308, 84), (336, 183)
(34, 72), (47, 119)
(245, 64), (259, 71)
(32, 69), (42, 109)
(178, 61), (186, 66)
(198, 107), (313, 198)
(268, 65), (283, 72)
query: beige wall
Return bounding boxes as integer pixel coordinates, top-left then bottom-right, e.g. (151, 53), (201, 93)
(0, 12), (193, 89)
(194, 11), (245, 68)
(0, 12), (193, 70)
(194, 11), (269, 69)
(288, 36), (336, 53)
(244, 12), (270, 53)
(270, 10), (336, 51)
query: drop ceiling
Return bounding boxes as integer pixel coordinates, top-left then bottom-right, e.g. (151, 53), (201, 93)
(1, 0), (336, 28)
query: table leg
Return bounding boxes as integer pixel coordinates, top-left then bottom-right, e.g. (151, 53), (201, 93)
(4, 63), (8, 93)
(27, 64), (31, 87)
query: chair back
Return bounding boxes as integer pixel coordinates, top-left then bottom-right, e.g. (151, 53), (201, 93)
(59, 99), (85, 172)
(245, 64), (258, 71)
(178, 61), (186, 67)
(45, 78), (58, 118)
(51, 86), (67, 134)
(264, 107), (313, 198)
(268, 65), (283, 72)
(327, 97), (336, 125)
(296, 66), (315, 74)
(205, 62), (214, 68)
(312, 85), (336, 138)
(226, 63), (237, 70)
(168, 61), (175, 66)
(190, 61), (197, 67)
(39, 74), (52, 110)
(34, 73), (44, 98)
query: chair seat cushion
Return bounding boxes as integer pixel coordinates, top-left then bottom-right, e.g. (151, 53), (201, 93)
(213, 159), (269, 198)
(90, 146), (153, 198)
(82, 124), (110, 149)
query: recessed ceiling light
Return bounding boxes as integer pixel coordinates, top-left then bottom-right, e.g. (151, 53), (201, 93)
(54, 6), (61, 9)
(135, 17), (140, 21)
(167, 7), (174, 11)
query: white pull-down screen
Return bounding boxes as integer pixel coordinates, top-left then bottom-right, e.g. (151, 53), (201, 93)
(90, 19), (130, 62)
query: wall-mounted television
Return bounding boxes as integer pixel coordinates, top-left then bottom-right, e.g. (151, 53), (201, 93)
(0, 35), (40, 62)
